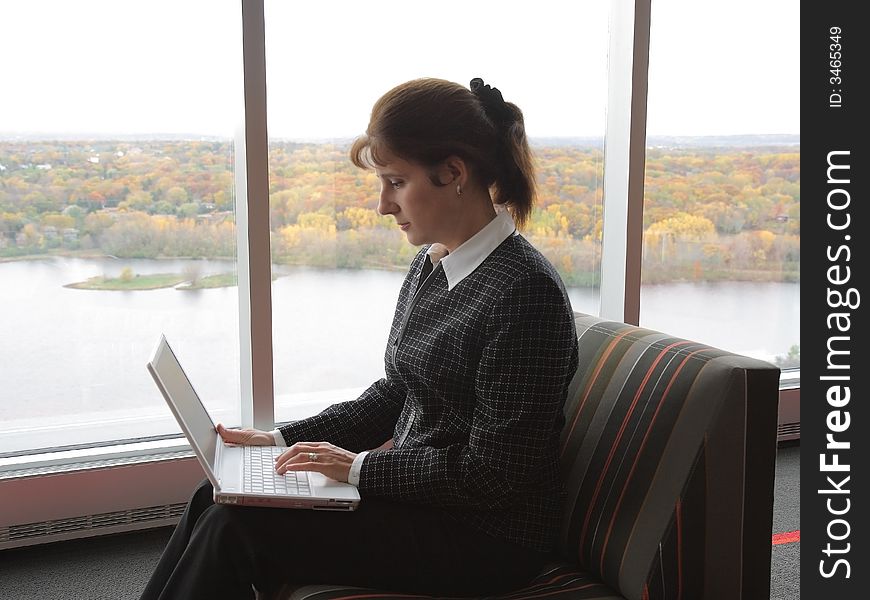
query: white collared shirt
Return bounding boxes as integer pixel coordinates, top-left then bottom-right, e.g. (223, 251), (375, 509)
(430, 209), (517, 290)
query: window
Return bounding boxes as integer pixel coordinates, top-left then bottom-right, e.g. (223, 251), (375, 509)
(263, 0), (610, 423)
(0, 0), (244, 455)
(0, 0), (798, 464)
(640, 0), (799, 372)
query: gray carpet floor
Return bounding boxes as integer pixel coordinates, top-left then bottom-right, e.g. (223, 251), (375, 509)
(0, 444), (801, 600)
(770, 444), (800, 599)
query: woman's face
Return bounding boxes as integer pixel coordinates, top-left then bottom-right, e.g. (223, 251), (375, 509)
(375, 154), (460, 248)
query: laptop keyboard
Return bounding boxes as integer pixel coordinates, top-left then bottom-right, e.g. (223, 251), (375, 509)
(243, 446), (312, 496)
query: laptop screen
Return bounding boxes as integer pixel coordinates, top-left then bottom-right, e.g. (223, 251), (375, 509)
(147, 336), (218, 478)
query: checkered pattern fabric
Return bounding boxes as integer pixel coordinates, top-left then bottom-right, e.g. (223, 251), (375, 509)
(279, 234), (579, 553)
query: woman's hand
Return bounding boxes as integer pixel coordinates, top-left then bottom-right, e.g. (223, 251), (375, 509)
(274, 442), (357, 483)
(216, 423), (274, 446)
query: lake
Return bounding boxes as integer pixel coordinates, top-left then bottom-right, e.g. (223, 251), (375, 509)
(0, 257), (799, 454)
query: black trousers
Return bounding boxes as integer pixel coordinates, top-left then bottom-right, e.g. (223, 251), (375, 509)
(140, 480), (549, 600)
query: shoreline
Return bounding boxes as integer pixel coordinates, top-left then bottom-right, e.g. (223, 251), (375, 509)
(0, 251), (237, 264)
(2, 251), (800, 287)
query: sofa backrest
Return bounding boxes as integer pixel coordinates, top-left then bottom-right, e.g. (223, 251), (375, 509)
(558, 314), (780, 600)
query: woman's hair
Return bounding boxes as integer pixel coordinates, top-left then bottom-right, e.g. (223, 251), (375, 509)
(350, 78), (536, 229)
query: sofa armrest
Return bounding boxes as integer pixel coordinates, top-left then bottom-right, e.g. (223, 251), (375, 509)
(559, 314), (779, 600)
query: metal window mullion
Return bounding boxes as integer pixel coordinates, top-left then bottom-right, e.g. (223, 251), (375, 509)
(600, 0), (651, 325)
(237, 0), (274, 430)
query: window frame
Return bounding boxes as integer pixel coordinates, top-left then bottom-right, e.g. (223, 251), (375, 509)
(599, 0), (649, 324)
(237, 0), (275, 431)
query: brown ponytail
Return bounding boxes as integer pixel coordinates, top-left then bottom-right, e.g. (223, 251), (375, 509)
(487, 96), (537, 229)
(350, 78), (537, 229)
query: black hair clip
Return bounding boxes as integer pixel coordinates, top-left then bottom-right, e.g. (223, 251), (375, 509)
(470, 77), (512, 126)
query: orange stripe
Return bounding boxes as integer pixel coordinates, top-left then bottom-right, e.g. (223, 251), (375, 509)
(560, 327), (636, 459)
(580, 340), (693, 563)
(599, 347), (707, 574)
(309, 574), (591, 600)
(508, 583), (601, 600)
(772, 530), (800, 545)
(315, 594), (431, 600)
(497, 573), (580, 599)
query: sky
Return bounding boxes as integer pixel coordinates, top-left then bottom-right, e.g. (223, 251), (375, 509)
(0, 0), (799, 139)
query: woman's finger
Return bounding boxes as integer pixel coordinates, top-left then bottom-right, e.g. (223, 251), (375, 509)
(217, 423), (271, 446)
(274, 445), (325, 472)
(216, 423), (245, 443)
(278, 447), (355, 483)
(274, 442), (323, 468)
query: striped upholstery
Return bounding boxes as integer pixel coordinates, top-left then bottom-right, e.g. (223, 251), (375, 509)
(263, 313), (780, 600)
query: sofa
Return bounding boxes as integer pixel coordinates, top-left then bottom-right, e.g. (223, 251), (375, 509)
(262, 312), (781, 600)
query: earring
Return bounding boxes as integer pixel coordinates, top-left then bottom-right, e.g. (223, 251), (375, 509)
(456, 183), (463, 196)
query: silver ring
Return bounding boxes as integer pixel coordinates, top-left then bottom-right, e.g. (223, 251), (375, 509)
(308, 452), (318, 462)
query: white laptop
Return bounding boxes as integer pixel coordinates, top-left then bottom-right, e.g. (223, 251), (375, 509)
(147, 335), (361, 511)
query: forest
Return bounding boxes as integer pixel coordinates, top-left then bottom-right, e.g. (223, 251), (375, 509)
(0, 139), (799, 286)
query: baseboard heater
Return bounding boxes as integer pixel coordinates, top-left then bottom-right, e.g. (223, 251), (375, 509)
(776, 387), (800, 443)
(777, 420), (800, 442)
(0, 502), (186, 550)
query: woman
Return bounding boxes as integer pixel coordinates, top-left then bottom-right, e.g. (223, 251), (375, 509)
(141, 77), (578, 599)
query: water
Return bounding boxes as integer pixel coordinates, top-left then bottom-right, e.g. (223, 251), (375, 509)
(0, 257), (799, 454)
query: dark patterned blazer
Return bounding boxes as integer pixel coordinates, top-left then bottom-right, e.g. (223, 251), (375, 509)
(278, 233), (579, 552)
